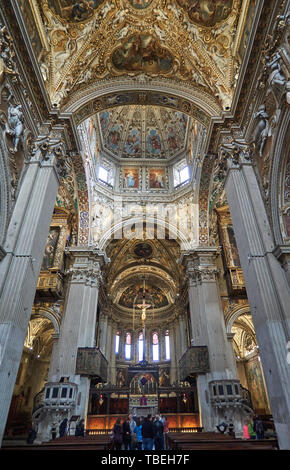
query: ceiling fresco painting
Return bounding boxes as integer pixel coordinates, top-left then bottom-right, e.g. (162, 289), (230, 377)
(26, 0), (251, 111)
(97, 105), (189, 160)
(129, 0), (153, 10)
(176, 0), (234, 27)
(46, 0), (105, 22)
(111, 34), (174, 74)
(118, 283), (169, 309)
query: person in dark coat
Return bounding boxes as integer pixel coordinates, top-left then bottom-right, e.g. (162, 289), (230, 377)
(122, 416), (131, 450)
(59, 418), (68, 438)
(141, 415), (154, 450)
(75, 419), (85, 437)
(153, 414), (164, 450)
(113, 418), (123, 450)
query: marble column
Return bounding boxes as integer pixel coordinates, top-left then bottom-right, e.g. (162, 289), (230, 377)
(0, 135), (66, 446)
(170, 321), (177, 384)
(223, 143), (290, 449)
(110, 322), (117, 385)
(183, 250), (243, 435)
(48, 248), (105, 410)
(99, 313), (108, 357)
(179, 314), (187, 357)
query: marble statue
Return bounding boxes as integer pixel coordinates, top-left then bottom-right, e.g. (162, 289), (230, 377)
(6, 103), (24, 153)
(253, 105), (269, 157)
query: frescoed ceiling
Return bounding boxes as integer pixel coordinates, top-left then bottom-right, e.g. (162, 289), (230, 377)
(97, 105), (189, 160)
(19, 0), (252, 111)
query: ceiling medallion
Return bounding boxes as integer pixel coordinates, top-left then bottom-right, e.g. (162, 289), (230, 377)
(134, 242), (153, 258)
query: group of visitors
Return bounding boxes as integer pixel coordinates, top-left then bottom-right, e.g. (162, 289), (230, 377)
(112, 414), (169, 450)
(243, 415), (267, 440)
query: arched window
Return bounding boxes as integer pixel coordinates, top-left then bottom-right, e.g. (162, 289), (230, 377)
(115, 330), (120, 355)
(125, 332), (131, 360)
(138, 331), (144, 362)
(152, 332), (159, 361)
(165, 330), (170, 360)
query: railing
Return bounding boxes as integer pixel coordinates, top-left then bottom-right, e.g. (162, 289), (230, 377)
(41, 382), (78, 411)
(209, 380), (243, 408)
(32, 388), (45, 415)
(240, 385), (253, 411)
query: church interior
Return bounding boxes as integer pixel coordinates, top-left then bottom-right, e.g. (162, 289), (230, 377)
(0, 0), (289, 452)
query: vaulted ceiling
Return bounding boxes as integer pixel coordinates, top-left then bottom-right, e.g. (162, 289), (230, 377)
(21, 0), (249, 111)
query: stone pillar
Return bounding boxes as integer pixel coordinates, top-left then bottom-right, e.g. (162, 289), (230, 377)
(110, 321), (117, 385)
(170, 321), (177, 384)
(0, 135), (67, 446)
(99, 313), (108, 357)
(36, 248), (105, 442)
(106, 319), (112, 364)
(226, 333), (238, 377)
(179, 314), (187, 357)
(183, 250), (243, 435)
(222, 142), (290, 449)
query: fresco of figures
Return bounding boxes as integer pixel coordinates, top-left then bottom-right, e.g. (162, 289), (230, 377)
(146, 129), (162, 156)
(129, 0), (153, 9)
(149, 169), (165, 189)
(46, 0), (105, 22)
(112, 34), (173, 74)
(41, 228), (60, 270)
(126, 128), (141, 156)
(159, 367), (170, 387)
(123, 168), (139, 189)
(176, 0), (233, 27)
(107, 124), (121, 151)
(119, 283), (168, 309)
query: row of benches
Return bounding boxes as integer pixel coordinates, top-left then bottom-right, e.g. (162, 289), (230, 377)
(165, 432), (279, 451)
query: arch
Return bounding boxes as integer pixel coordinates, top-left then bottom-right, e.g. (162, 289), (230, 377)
(98, 215), (196, 253)
(225, 304), (251, 334)
(0, 129), (11, 255)
(270, 108), (290, 245)
(31, 306), (61, 335)
(60, 81), (220, 248)
(61, 79), (220, 122)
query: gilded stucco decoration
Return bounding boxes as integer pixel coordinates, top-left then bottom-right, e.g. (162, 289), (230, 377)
(32, 0), (244, 110)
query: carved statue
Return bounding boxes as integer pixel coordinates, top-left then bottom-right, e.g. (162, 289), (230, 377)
(266, 52), (286, 98)
(6, 103), (24, 153)
(253, 105), (269, 157)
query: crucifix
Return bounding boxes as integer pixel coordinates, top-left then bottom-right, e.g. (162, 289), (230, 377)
(135, 280), (151, 362)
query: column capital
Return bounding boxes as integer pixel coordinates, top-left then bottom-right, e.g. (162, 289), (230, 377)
(181, 248), (220, 285)
(65, 247), (107, 287)
(29, 132), (69, 179)
(218, 140), (254, 177)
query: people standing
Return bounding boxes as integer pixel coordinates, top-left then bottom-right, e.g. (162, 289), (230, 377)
(122, 416), (131, 450)
(136, 418), (143, 450)
(113, 418), (123, 450)
(75, 418), (85, 437)
(153, 414), (164, 450)
(59, 418), (68, 438)
(141, 415), (154, 450)
(254, 415), (266, 440)
(129, 413), (137, 450)
(243, 418), (250, 440)
(248, 417), (256, 440)
(162, 415), (169, 449)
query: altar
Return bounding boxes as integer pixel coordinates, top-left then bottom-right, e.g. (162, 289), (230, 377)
(129, 395), (158, 417)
